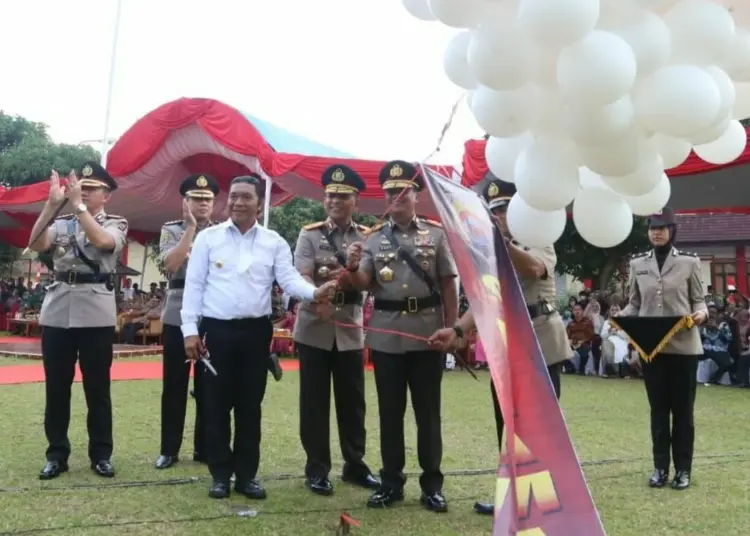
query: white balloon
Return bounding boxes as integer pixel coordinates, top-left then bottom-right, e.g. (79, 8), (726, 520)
(484, 132), (534, 183)
(429, 0), (488, 28)
(507, 195), (567, 247)
(611, 9), (671, 79)
(648, 133), (692, 169)
(577, 126), (640, 177)
(602, 140), (664, 196)
(563, 95), (635, 146)
(633, 65), (722, 137)
(704, 66), (736, 123)
(530, 86), (567, 138)
(578, 167), (610, 190)
(687, 113), (731, 145)
(467, 14), (531, 90)
(621, 173), (672, 216)
(663, 0), (735, 65)
(402, 0), (437, 21)
(734, 82), (750, 120)
(470, 85), (534, 137)
(557, 31), (638, 106)
(573, 187), (634, 248)
(518, 0), (600, 48)
(719, 27), (750, 81)
(514, 138), (580, 211)
(443, 31), (476, 90)
(693, 119), (748, 164)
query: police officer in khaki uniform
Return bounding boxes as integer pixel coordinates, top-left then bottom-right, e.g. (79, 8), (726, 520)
(428, 178), (571, 515)
(345, 160), (458, 513)
(293, 164), (379, 496)
(620, 207), (707, 490)
(26, 161), (128, 480)
(155, 174), (219, 470)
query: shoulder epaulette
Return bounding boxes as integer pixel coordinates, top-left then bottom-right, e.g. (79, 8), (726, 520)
(106, 213), (126, 220)
(422, 218), (443, 228)
(56, 213), (74, 220)
(163, 219), (183, 227)
(363, 222), (385, 236)
(631, 251), (649, 260)
(303, 221), (326, 231)
(677, 249), (698, 258)
(355, 223), (370, 233)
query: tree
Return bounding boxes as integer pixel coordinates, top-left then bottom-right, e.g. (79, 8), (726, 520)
(554, 217), (650, 290)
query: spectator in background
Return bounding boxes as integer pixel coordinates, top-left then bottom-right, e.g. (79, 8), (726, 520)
(584, 300), (605, 375)
(565, 303), (594, 374)
(701, 303), (734, 385)
(735, 308), (750, 387)
(121, 296), (163, 344)
(600, 305), (631, 377)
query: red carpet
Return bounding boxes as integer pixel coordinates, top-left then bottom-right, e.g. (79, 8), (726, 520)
(0, 358), (302, 386)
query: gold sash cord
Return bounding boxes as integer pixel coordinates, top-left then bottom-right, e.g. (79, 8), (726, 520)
(609, 315), (695, 363)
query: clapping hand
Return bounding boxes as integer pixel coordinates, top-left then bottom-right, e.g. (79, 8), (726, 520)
(48, 170), (66, 204)
(314, 280), (338, 303)
(182, 198), (197, 228)
(67, 170), (82, 206)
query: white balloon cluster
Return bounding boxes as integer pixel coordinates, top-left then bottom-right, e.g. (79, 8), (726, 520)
(402, 0), (750, 249)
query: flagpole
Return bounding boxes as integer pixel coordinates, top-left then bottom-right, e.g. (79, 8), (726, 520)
(100, 0), (123, 167)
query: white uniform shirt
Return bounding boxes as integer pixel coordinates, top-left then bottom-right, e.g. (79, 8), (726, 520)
(181, 220), (317, 338)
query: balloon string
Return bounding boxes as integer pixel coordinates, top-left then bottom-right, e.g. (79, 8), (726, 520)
(423, 93), (466, 162)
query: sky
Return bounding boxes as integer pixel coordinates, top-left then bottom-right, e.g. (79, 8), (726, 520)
(0, 0), (484, 165)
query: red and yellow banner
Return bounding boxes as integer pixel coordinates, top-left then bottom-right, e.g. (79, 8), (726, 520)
(423, 168), (606, 535)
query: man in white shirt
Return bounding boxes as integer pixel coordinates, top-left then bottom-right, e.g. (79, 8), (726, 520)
(181, 174), (337, 500)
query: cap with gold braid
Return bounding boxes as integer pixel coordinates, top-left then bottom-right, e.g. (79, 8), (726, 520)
(79, 161), (118, 191)
(321, 164), (366, 195)
(609, 316), (695, 363)
(179, 174), (220, 199)
(482, 177), (515, 210)
(379, 160), (423, 192)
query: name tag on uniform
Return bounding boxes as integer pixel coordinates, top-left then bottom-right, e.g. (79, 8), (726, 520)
(636, 270), (648, 275)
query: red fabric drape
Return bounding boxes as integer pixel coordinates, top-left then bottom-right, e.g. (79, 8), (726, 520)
(461, 127), (750, 188)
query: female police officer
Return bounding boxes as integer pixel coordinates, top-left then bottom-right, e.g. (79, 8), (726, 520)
(620, 207), (707, 490)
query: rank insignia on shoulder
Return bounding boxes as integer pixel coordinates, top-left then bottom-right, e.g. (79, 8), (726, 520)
(421, 218), (442, 228)
(355, 223), (370, 233)
(303, 221), (326, 231)
(631, 251), (649, 259)
(163, 220), (184, 227)
(364, 222), (385, 236)
(106, 214), (125, 220)
(56, 213), (75, 220)
(677, 249), (698, 257)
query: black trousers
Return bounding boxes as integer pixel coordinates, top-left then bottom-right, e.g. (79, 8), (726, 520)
(371, 349), (444, 493)
(704, 350), (733, 383)
(42, 326), (115, 462)
(491, 363), (562, 451)
(200, 316), (273, 483)
(160, 324), (205, 457)
(298, 342), (370, 479)
(737, 353), (750, 386)
(641, 353), (699, 472)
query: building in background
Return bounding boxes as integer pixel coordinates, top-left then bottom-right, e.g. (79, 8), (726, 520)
(677, 213), (750, 296)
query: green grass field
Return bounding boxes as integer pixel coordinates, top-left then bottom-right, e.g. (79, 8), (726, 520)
(0, 358), (748, 535)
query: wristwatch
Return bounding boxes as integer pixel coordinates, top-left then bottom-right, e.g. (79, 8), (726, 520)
(74, 203), (86, 214)
(452, 325), (465, 339)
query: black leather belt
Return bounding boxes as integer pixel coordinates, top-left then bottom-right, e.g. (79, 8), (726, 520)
(333, 291), (363, 307)
(527, 304), (540, 318)
(374, 295), (442, 313)
(55, 272), (110, 284)
(168, 279), (185, 290)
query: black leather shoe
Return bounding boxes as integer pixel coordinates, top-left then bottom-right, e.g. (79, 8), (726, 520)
(421, 491), (448, 513)
(474, 501), (494, 515)
(648, 469), (669, 488)
(342, 473), (380, 490)
(306, 476), (334, 496)
(193, 452), (207, 464)
(235, 479), (267, 499)
(39, 461), (68, 480)
(366, 487), (404, 508)
(671, 470), (690, 490)
(208, 480), (230, 499)
(268, 353), (283, 382)
(91, 460), (115, 478)
(155, 455), (178, 469)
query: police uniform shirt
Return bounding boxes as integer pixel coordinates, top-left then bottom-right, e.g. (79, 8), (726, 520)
(514, 241), (572, 365)
(621, 247), (706, 355)
(40, 211), (129, 329)
(360, 217), (458, 354)
(292, 219), (368, 352)
(158, 220), (216, 327)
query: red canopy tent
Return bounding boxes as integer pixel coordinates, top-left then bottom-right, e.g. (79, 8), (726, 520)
(461, 130), (750, 214)
(0, 98), (458, 248)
